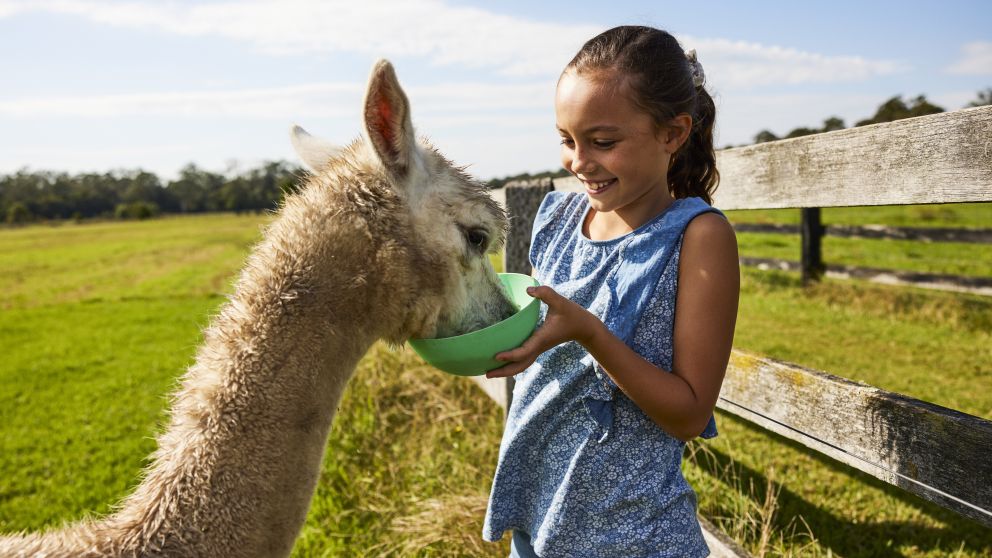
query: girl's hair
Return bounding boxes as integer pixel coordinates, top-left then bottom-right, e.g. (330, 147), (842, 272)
(565, 25), (719, 204)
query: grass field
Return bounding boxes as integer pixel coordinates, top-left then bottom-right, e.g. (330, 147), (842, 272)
(725, 202), (991, 229)
(1, 209), (990, 557)
(725, 203), (992, 279)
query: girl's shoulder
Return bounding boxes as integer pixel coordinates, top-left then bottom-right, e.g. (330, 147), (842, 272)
(679, 198), (735, 247)
(529, 191), (585, 273)
(681, 210), (738, 264)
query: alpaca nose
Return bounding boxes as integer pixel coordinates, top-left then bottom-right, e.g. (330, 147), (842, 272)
(496, 287), (517, 321)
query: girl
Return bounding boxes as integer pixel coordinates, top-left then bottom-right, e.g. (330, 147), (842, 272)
(482, 26), (740, 557)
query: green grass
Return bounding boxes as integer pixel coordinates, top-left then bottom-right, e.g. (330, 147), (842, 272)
(725, 202), (992, 228)
(0, 214), (266, 309)
(1, 213), (990, 557)
(737, 233), (992, 278)
(726, 203), (992, 280)
(0, 297), (219, 528)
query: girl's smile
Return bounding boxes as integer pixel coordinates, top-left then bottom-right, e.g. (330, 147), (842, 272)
(584, 177), (617, 194)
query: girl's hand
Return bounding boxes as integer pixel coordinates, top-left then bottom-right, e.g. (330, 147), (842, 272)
(485, 285), (603, 378)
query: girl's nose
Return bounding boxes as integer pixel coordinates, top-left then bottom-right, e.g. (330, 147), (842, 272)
(570, 147), (597, 175)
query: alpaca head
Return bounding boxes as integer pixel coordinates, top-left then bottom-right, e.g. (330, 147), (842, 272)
(290, 59), (515, 342)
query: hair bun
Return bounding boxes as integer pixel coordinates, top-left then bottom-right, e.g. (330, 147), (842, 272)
(685, 49), (705, 88)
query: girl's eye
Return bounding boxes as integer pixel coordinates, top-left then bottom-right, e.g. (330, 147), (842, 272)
(559, 138), (575, 147)
(593, 139), (616, 149)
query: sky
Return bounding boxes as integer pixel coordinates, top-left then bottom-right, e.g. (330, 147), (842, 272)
(0, 0), (990, 182)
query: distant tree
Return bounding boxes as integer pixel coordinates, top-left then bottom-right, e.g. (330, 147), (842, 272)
(0, 170), (46, 219)
(753, 116), (844, 144)
(121, 171), (161, 202)
(6, 202), (32, 224)
(219, 161), (301, 213)
(821, 117), (845, 132)
(784, 127), (819, 139)
(855, 95), (944, 126)
(0, 160), (305, 221)
(219, 178), (253, 213)
(67, 173), (117, 218)
(166, 164), (225, 213)
(966, 87), (992, 107)
(754, 130), (779, 143)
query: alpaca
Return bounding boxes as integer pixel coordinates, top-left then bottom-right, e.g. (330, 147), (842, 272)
(0, 59), (515, 558)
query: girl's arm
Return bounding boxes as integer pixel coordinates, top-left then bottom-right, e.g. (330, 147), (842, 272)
(488, 213), (739, 441)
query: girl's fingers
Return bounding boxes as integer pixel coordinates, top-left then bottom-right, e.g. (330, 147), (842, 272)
(493, 348), (535, 367)
(487, 286), (570, 376)
(494, 325), (549, 362)
(485, 357), (535, 378)
(485, 367), (516, 379)
(528, 285), (563, 307)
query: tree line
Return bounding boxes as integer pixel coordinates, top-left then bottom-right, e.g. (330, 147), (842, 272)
(1, 161), (303, 224)
(750, 88), (991, 144)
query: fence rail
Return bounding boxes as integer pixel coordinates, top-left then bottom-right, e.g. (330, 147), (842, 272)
(474, 105), (992, 554)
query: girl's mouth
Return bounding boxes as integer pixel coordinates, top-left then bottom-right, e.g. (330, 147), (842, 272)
(584, 178), (617, 195)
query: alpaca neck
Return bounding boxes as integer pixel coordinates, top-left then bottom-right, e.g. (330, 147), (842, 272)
(105, 212), (385, 556)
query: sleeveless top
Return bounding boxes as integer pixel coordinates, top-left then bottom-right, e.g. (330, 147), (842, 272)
(483, 192), (723, 557)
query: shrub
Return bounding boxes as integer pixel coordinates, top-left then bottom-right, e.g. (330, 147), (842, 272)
(114, 202), (160, 220)
(6, 202), (33, 224)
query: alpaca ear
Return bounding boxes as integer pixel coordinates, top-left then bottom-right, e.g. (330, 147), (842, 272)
(289, 125), (341, 171)
(363, 59), (416, 180)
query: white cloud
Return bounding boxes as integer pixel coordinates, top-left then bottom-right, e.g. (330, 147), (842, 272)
(0, 81), (552, 119)
(5, 0), (905, 86)
(947, 41), (992, 75)
(685, 36), (909, 89)
(0, 83), (361, 118)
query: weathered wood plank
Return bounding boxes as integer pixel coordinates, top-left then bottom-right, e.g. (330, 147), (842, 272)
(503, 179), (554, 275)
(468, 375), (510, 409)
(718, 350), (992, 527)
(552, 106), (992, 210)
(713, 106), (992, 209)
(699, 516), (754, 558)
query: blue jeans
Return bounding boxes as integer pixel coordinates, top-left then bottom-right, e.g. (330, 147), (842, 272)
(509, 530), (540, 558)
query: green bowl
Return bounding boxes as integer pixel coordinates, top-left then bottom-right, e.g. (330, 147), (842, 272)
(408, 273), (540, 376)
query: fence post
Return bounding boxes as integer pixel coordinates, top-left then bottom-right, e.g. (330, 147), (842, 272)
(801, 207), (825, 284)
(501, 179), (555, 415)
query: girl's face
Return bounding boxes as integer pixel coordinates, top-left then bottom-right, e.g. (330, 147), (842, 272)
(555, 70), (685, 221)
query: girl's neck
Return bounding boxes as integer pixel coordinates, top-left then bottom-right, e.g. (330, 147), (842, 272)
(584, 189), (675, 241)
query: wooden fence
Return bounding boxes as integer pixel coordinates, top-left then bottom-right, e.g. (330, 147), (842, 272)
(472, 104), (992, 556)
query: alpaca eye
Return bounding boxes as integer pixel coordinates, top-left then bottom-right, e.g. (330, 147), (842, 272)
(463, 228), (489, 253)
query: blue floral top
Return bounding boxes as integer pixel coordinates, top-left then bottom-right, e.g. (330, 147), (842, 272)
(483, 192), (723, 557)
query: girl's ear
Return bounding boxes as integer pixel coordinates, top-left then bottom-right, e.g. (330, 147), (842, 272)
(662, 114), (693, 153)
(363, 59), (416, 180)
